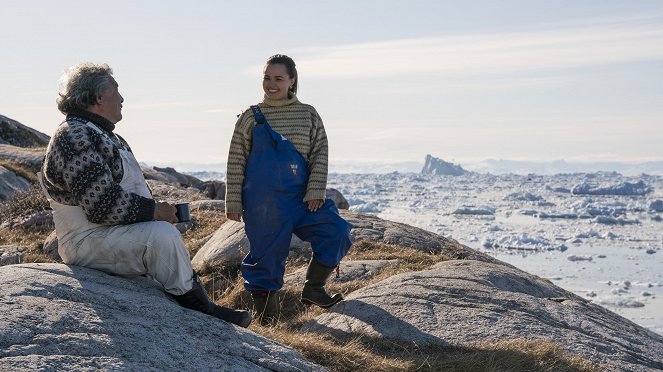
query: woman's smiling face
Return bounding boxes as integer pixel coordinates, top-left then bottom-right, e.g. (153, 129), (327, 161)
(263, 63), (295, 100)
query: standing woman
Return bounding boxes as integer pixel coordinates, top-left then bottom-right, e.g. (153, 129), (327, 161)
(226, 54), (352, 325)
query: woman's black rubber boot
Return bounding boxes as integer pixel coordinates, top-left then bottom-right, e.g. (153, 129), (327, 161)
(251, 290), (279, 326)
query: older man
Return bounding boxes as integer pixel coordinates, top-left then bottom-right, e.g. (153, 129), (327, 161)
(40, 63), (250, 328)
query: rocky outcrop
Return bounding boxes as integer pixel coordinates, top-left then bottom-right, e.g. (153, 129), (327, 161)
(0, 245), (26, 266)
(202, 180), (226, 200)
(421, 154), (466, 176)
(0, 166), (32, 201)
(191, 212), (497, 271)
(326, 188), (349, 209)
(142, 165), (204, 190)
(0, 115), (50, 148)
(0, 264), (323, 371)
(304, 259), (663, 371)
(340, 211), (496, 263)
(0, 144), (45, 171)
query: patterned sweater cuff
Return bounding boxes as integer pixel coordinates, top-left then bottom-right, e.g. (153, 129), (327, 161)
(136, 197), (156, 222)
(304, 189), (326, 202)
(225, 201), (243, 215)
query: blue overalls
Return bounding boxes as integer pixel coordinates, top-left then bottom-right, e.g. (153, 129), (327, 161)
(241, 105), (352, 292)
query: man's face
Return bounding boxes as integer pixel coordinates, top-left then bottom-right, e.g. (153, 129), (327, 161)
(97, 77), (124, 123)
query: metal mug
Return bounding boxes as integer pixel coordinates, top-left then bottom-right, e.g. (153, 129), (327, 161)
(175, 203), (190, 223)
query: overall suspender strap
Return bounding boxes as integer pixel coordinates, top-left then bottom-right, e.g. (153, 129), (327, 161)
(250, 105), (266, 124)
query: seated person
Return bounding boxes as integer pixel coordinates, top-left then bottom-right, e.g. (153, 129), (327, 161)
(40, 62), (250, 328)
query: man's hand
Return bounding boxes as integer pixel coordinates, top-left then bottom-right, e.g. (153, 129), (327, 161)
(154, 202), (178, 224)
(307, 199), (324, 212)
(227, 213), (242, 222)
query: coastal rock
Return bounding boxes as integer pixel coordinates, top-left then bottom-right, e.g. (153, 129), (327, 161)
(0, 263), (323, 371)
(326, 188), (349, 209)
(0, 115), (50, 148)
(192, 212), (499, 270)
(0, 166), (32, 201)
(0, 144), (45, 171)
(42, 230), (60, 261)
(190, 199), (226, 211)
(191, 221), (250, 268)
(191, 221), (311, 269)
(285, 259), (399, 286)
(0, 245), (26, 266)
(0, 210), (54, 232)
(340, 211), (498, 263)
(141, 166), (204, 190)
(421, 154), (466, 176)
(304, 259), (663, 371)
(202, 180), (226, 200)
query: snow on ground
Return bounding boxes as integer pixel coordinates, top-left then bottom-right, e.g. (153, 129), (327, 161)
(328, 171), (663, 336)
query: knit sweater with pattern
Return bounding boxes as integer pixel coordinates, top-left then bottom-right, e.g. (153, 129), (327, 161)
(225, 95), (329, 214)
(41, 110), (155, 225)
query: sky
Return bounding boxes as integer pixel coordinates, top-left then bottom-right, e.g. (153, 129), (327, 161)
(2, 0), (662, 172)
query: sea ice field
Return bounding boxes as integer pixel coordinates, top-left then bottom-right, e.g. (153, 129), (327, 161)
(327, 171), (663, 336)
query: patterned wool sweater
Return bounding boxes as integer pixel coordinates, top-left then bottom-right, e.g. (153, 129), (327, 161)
(41, 110), (155, 225)
(225, 95), (329, 214)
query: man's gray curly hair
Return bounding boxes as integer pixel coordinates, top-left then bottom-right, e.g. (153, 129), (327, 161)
(56, 63), (113, 114)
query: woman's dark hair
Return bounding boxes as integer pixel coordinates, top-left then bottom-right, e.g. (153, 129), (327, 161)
(265, 54), (298, 95)
(56, 63), (113, 114)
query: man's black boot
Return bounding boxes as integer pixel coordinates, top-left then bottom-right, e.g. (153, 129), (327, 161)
(173, 273), (252, 328)
(301, 258), (343, 308)
(251, 291), (279, 326)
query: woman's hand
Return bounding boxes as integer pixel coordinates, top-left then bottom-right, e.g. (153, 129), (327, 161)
(307, 199), (324, 212)
(227, 213), (242, 222)
(154, 202), (178, 224)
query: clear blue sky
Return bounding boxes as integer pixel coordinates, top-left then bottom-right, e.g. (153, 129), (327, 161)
(2, 1), (662, 170)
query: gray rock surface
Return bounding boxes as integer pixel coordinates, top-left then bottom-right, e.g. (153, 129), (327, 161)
(285, 259), (399, 286)
(326, 188), (349, 209)
(304, 259), (663, 371)
(0, 115), (50, 147)
(0, 210), (54, 231)
(192, 221), (312, 269)
(0, 263), (324, 371)
(0, 166), (32, 201)
(202, 180), (226, 200)
(192, 220), (250, 269)
(190, 199), (226, 211)
(340, 211), (498, 263)
(142, 165), (204, 190)
(193, 212), (500, 270)
(0, 245), (26, 266)
(0, 143), (45, 170)
(42, 230), (60, 261)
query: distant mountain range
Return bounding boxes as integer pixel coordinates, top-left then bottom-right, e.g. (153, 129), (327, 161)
(172, 158), (663, 179)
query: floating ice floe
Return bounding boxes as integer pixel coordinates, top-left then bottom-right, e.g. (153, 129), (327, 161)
(538, 212), (579, 219)
(597, 297), (645, 308)
(650, 200), (663, 212)
(483, 233), (559, 251)
(567, 254), (593, 262)
(546, 185), (571, 193)
(504, 191), (543, 201)
(452, 205), (495, 215)
(350, 202), (381, 213)
(594, 216), (640, 225)
(571, 180), (652, 196)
